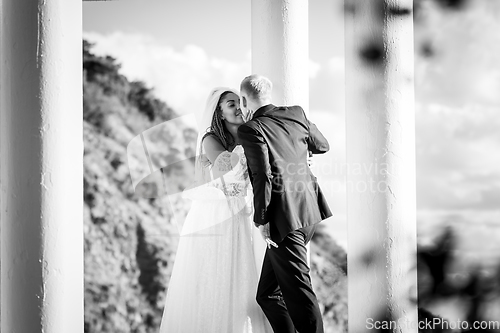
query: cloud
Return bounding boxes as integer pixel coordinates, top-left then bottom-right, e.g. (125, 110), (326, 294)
(413, 1), (500, 212)
(416, 103), (500, 210)
(414, 0), (500, 107)
(83, 31), (250, 119)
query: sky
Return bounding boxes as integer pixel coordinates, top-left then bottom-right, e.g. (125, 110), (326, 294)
(83, 0), (500, 252)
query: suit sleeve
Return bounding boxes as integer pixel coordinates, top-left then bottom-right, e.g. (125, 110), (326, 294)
(301, 107), (330, 154)
(237, 123), (272, 226)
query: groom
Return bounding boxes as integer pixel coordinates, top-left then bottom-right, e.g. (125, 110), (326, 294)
(238, 74), (332, 333)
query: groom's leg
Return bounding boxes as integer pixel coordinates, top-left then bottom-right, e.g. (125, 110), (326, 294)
(268, 227), (324, 333)
(256, 249), (296, 333)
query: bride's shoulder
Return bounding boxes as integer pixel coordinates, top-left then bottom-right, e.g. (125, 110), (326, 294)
(202, 134), (227, 164)
(202, 133), (222, 148)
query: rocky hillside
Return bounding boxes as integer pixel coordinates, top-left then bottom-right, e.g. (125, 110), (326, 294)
(82, 40), (348, 333)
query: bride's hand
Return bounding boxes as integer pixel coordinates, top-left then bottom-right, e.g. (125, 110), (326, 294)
(242, 109), (255, 122)
(200, 154), (211, 168)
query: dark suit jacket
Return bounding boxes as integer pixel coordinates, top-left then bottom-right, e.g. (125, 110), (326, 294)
(238, 104), (333, 243)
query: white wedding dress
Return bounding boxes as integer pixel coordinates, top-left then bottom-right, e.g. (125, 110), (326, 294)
(158, 145), (272, 333)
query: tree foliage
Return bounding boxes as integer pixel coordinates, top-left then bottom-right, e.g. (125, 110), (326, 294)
(83, 39), (175, 130)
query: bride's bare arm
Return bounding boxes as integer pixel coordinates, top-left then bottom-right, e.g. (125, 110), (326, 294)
(202, 135), (230, 179)
(203, 135), (226, 163)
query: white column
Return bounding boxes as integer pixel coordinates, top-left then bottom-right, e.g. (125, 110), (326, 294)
(251, 0), (309, 110)
(0, 0), (83, 332)
(251, 0), (310, 272)
(345, 0), (418, 331)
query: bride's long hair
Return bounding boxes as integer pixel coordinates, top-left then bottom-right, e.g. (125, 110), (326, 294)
(193, 87), (239, 184)
(201, 90), (236, 151)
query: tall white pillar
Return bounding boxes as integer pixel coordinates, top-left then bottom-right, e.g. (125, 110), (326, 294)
(251, 0), (310, 272)
(345, 0), (418, 331)
(251, 0), (309, 110)
(0, 0), (83, 332)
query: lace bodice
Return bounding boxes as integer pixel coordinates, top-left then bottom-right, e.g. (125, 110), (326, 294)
(207, 145), (251, 197)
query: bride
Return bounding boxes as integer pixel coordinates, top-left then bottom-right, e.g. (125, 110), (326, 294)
(158, 87), (272, 333)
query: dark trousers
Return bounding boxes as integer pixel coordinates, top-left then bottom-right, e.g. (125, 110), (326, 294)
(256, 225), (324, 333)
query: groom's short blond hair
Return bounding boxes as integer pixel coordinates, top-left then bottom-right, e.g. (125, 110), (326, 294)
(240, 74), (273, 101)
